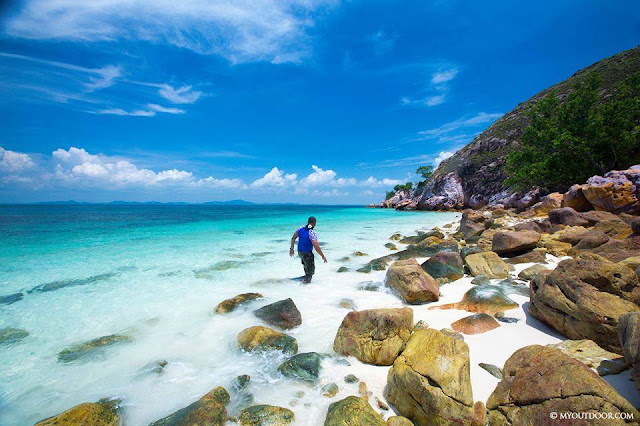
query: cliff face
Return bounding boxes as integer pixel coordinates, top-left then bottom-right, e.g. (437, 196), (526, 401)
(383, 45), (640, 210)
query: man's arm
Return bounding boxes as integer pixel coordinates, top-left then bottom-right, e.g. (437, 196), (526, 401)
(313, 240), (327, 263)
(289, 231), (298, 257)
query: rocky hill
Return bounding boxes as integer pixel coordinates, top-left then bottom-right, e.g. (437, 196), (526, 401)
(382, 45), (640, 210)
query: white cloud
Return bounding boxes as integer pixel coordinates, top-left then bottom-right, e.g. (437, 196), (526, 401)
(300, 165), (337, 187)
(402, 66), (459, 108)
(157, 84), (202, 104)
(312, 188), (348, 197)
(147, 104), (186, 114)
(431, 68), (458, 84)
(417, 112), (503, 140)
(360, 176), (403, 187)
(86, 65), (122, 91)
(0, 147), (35, 172)
(433, 151), (454, 166)
(5, 0), (337, 64)
(95, 108), (156, 117)
(363, 189), (374, 196)
(250, 167), (297, 189)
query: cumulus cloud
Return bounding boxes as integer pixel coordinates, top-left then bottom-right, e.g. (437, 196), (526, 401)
(250, 167), (297, 189)
(5, 0), (337, 64)
(433, 151), (454, 166)
(0, 147), (35, 172)
(360, 176), (404, 187)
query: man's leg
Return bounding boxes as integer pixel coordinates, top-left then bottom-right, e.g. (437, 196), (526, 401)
(300, 252), (314, 283)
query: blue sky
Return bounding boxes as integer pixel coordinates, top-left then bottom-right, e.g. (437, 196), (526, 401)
(0, 0), (638, 204)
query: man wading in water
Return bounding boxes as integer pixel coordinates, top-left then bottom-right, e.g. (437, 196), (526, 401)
(290, 216), (327, 283)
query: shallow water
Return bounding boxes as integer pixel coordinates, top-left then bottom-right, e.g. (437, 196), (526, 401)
(0, 205), (459, 425)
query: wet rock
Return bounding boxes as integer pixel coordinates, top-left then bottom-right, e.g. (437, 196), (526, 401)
(233, 375), (251, 391)
(547, 339), (629, 376)
(338, 256), (350, 262)
(433, 285), (518, 315)
(237, 326), (298, 354)
(194, 261), (240, 278)
(470, 275), (491, 286)
(322, 383), (339, 398)
(58, 334), (132, 363)
(357, 281), (382, 291)
(452, 313), (500, 335)
(530, 253), (640, 353)
(421, 251), (464, 282)
(333, 308), (413, 366)
(215, 293), (263, 314)
(464, 252), (509, 279)
(337, 266), (349, 273)
(496, 316), (519, 324)
(358, 381), (368, 399)
(139, 359), (168, 375)
(323, 396), (386, 426)
(386, 259), (439, 304)
(492, 230), (541, 256)
(390, 232), (403, 241)
(548, 207), (589, 226)
(385, 329), (475, 425)
(505, 248), (547, 265)
(36, 398), (121, 426)
(344, 374), (359, 383)
(0, 292), (23, 305)
(278, 352), (323, 383)
(338, 298), (355, 310)
(353, 251), (368, 256)
(399, 230), (444, 245)
(254, 298), (302, 330)
(385, 243), (398, 250)
(479, 362), (503, 379)
(486, 345), (639, 425)
(357, 257), (390, 273)
(412, 238), (459, 257)
(239, 405), (294, 425)
(538, 236), (573, 256)
(0, 326), (29, 345)
(150, 387), (229, 426)
(517, 264), (549, 281)
(386, 416), (414, 426)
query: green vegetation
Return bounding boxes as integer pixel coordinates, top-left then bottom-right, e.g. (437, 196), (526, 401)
(394, 182), (413, 192)
(506, 71), (640, 191)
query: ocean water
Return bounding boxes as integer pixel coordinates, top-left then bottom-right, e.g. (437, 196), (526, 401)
(0, 205), (459, 425)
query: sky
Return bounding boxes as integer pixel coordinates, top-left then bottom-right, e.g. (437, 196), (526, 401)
(0, 0), (638, 204)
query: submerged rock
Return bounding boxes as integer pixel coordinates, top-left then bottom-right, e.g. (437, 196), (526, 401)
(333, 308), (413, 366)
(357, 281), (382, 291)
(385, 329), (476, 425)
(36, 398), (121, 426)
(58, 334), (133, 363)
(451, 313), (500, 335)
(239, 405), (294, 425)
(486, 345), (639, 425)
(237, 326), (298, 354)
(278, 352), (323, 383)
(433, 285), (518, 315)
(139, 359), (168, 375)
(233, 375), (251, 391)
(344, 374), (359, 383)
(322, 383), (339, 398)
(464, 252), (509, 279)
(194, 261), (241, 278)
(421, 251), (464, 282)
(215, 293), (263, 314)
(385, 259), (439, 304)
(29, 272), (118, 294)
(0, 292), (23, 305)
(338, 298), (356, 310)
(353, 251), (368, 256)
(337, 266), (349, 273)
(150, 387), (230, 426)
(323, 396), (386, 426)
(0, 327), (29, 345)
(254, 298), (302, 330)
(470, 275), (491, 286)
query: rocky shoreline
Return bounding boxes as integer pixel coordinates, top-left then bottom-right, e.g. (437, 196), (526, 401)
(19, 185), (640, 425)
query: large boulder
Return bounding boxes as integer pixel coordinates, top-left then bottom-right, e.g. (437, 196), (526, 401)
(277, 352), (323, 383)
(433, 285), (518, 315)
(421, 251), (464, 282)
(150, 387), (229, 426)
(547, 339), (629, 376)
(333, 308), (413, 366)
(590, 235), (640, 262)
(385, 329), (477, 425)
(581, 210), (623, 226)
(583, 168), (640, 212)
(464, 252), (509, 279)
(459, 210), (492, 242)
(513, 219), (552, 234)
(239, 405), (294, 425)
(529, 253), (640, 353)
(517, 264), (549, 281)
(254, 298), (302, 330)
(492, 230), (541, 256)
(486, 345), (639, 425)
(505, 248), (547, 265)
(323, 396), (386, 426)
(385, 259), (439, 304)
(36, 399), (121, 426)
(237, 326), (298, 354)
(548, 207), (589, 226)
(563, 184), (593, 212)
(594, 219), (633, 239)
(215, 293), (263, 314)
(618, 312), (640, 392)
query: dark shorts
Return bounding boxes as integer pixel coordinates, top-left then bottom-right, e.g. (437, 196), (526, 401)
(299, 251), (315, 278)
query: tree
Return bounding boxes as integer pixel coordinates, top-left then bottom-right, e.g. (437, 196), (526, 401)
(393, 182), (413, 192)
(506, 71), (640, 191)
(416, 165), (434, 180)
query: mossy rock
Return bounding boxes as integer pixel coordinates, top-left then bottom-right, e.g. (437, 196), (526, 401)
(0, 327), (29, 345)
(239, 405), (294, 425)
(215, 293), (263, 314)
(36, 398), (121, 426)
(237, 326), (298, 354)
(324, 396), (385, 426)
(278, 352), (323, 383)
(150, 387), (230, 425)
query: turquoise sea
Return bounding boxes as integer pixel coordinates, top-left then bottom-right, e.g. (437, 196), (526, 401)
(0, 205), (459, 425)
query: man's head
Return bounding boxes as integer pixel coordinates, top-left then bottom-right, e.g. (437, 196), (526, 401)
(308, 216), (316, 228)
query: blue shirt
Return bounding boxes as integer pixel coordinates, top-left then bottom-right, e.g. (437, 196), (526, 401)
(297, 225), (318, 253)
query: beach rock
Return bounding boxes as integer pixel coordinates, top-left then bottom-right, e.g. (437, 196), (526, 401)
(150, 387), (229, 426)
(633, 217), (640, 235)
(344, 374), (359, 383)
(583, 171), (639, 212)
(486, 345), (639, 425)
(390, 232), (403, 241)
(357, 257), (390, 273)
(451, 313), (500, 335)
(564, 184), (593, 212)
(538, 236), (573, 256)
(591, 235), (640, 262)
(36, 399), (121, 426)
(278, 352), (323, 383)
(139, 359), (168, 375)
(322, 383), (339, 398)
(215, 293), (263, 314)
(529, 254), (640, 353)
(528, 192), (563, 215)
(338, 298), (355, 310)
(385, 243), (398, 250)
(58, 334), (132, 363)
(385, 259), (439, 304)
(433, 285), (518, 315)
(618, 312), (640, 391)
(239, 405), (294, 425)
(568, 231), (611, 254)
(413, 320), (429, 332)
(421, 251), (464, 282)
(517, 264), (549, 281)
(237, 326), (298, 354)
(505, 248), (547, 264)
(333, 308), (413, 366)
(492, 230), (541, 256)
(353, 251), (368, 256)
(460, 246), (484, 260)
(460, 210), (492, 242)
(548, 207), (589, 226)
(547, 339), (629, 376)
(399, 230), (443, 245)
(0, 326), (29, 345)
(323, 396), (386, 426)
(386, 416), (414, 426)
(254, 298), (302, 330)
(619, 256), (640, 271)
(233, 375), (251, 391)
(555, 225), (593, 245)
(358, 281), (382, 291)
(464, 252), (509, 279)
(479, 363), (503, 379)
(412, 238), (459, 257)
(470, 275), (491, 285)
(581, 210), (623, 226)
(385, 329), (475, 425)
(513, 219), (552, 234)
(337, 266), (349, 273)
(594, 219), (633, 239)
